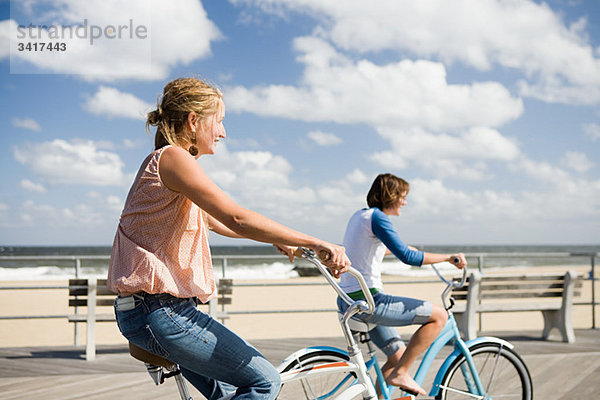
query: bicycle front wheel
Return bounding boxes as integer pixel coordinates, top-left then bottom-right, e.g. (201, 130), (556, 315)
(277, 349), (357, 400)
(437, 342), (532, 400)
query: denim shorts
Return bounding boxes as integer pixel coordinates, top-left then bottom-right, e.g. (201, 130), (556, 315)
(115, 292), (281, 400)
(337, 291), (432, 357)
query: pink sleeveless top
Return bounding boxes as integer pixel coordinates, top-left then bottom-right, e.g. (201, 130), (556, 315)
(107, 146), (216, 302)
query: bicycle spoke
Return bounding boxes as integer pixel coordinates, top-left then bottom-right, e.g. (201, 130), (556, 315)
(299, 377), (317, 399)
(438, 384), (485, 399)
(439, 343), (532, 400)
(484, 344), (503, 394)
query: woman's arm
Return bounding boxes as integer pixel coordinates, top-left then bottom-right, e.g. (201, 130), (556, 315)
(371, 209), (424, 266)
(159, 146), (350, 274)
(422, 252), (467, 269)
(372, 209), (467, 269)
(203, 211), (244, 239)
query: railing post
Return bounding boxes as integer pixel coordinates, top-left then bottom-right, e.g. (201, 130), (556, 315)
(74, 258), (81, 346)
(221, 258), (228, 323)
(478, 255), (484, 332)
(591, 254), (596, 329)
(75, 258), (81, 278)
(86, 278), (97, 361)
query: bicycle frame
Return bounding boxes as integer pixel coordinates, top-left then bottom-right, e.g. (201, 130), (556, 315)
(280, 248), (379, 399)
(279, 251), (517, 400)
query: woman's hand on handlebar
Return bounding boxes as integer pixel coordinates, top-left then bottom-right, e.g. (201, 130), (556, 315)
(450, 253), (467, 269)
(312, 242), (351, 278)
(273, 244), (296, 263)
(273, 242), (351, 278)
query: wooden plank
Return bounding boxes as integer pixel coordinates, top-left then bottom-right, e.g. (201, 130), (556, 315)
(218, 287), (233, 295)
(69, 299), (87, 307)
(97, 287), (115, 296)
(481, 291), (564, 299)
(67, 314), (115, 322)
(481, 282), (564, 290)
(69, 298), (115, 307)
(0, 330), (599, 399)
(478, 274), (565, 280)
(68, 279), (89, 296)
(477, 303), (561, 312)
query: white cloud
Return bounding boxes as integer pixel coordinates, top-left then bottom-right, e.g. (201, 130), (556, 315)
(13, 194), (123, 232)
(199, 144), (367, 227)
(346, 169), (368, 184)
(106, 195), (124, 212)
(20, 179), (47, 193)
(226, 36), (524, 181)
(561, 151), (593, 173)
(201, 144), (309, 211)
(4, 0), (222, 81)
(226, 36), (523, 131)
(12, 117), (41, 132)
(583, 123), (600, 141)
(401, 177), (600, 243)
(307, 130), (342, 146)
(513, 157), (572, 183)
(372, 126), (521, 180)
(83, 86), (152, 119)
(237, 0), (600, 105)
(14, 139), (129, 186)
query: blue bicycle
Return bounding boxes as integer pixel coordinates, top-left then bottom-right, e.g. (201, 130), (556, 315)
(276, 248), (533, 399)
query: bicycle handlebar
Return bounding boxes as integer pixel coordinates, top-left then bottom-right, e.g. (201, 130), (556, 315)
(430, 259), (468, 310)
(295, 248), (466, 314)
(295, 247), (375, 315)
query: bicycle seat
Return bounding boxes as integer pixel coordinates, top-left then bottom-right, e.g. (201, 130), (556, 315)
(129, 342), (175, 368)
(338, 313), (376, 333)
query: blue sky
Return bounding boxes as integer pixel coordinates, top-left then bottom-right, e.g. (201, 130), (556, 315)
(0, 0), (599, 246)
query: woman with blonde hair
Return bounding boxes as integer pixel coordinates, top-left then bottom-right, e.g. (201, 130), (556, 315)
(108, 77), (350, 399)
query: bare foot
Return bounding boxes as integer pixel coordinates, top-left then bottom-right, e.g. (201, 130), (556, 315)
(386, 372), (426, 396)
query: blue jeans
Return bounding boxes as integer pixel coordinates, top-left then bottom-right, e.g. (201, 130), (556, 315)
(337, 292), (432, 356)
(115, 293), (281, 399)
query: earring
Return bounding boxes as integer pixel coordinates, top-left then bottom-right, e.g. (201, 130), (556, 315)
(188, 133), (199, 156)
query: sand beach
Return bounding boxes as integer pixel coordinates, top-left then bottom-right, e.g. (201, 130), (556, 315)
(0, 264), (596, 348)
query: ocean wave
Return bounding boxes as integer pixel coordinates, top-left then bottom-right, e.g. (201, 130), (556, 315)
(214, 262), (300, 280)
(0, 266), (79, 280)
(0, 260), (536, 281)
(0, 262), (302, 281)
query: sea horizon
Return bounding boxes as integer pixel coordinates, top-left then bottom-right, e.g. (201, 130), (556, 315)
(0, 244), (597, 281)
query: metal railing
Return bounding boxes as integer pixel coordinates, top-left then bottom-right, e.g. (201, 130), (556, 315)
(0, 251), (598, 330)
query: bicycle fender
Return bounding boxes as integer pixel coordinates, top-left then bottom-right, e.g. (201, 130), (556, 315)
(429, 336), (514, 397)
(276, 346), (349, 373)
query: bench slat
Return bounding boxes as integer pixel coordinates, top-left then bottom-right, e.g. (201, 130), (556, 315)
(481, 282), (564, 290)
(476, 275), (565, 281)
(68, 313), (115, 322)
(477, 303), (561, 312)
(481, 291), (564, 299)
(69, 298), (115, 307)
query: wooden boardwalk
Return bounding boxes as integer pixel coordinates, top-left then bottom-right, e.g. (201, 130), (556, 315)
(0, 329), (598, 400)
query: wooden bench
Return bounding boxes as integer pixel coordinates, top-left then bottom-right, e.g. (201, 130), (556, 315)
(451, 270), (581, 343)
(68, 278), (233, 361)
(68, 278), (115, 361)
